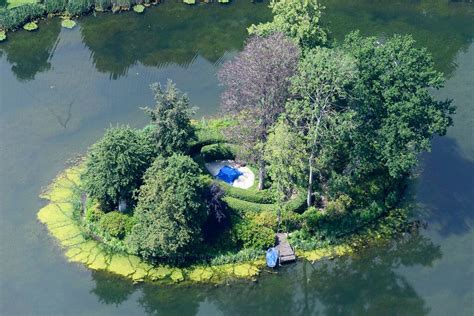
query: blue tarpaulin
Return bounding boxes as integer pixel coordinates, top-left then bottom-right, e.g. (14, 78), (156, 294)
(216, 166), (242, 184)
(266, 247), (279, 268)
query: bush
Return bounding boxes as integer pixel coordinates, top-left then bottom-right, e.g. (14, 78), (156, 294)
(0, 4), (45, 30)
(223, 196), (275, 214)
(281, 210), (303, 231)
(85, 203), (104, 223)
(233, 218), (275, 250)
(111, 0), (132, 10)
(283, 191), (307, 213)
(325, 194), (352, 219)
(94, 0), (111, 10)
(200, 143), (235, 162)
(98, 211), (134, 240)
(210, 248), (263, 265)
(66, 0), (93, 16)
(44, 0), (66, 13)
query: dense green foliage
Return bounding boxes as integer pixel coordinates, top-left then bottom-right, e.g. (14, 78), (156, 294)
(0, 3), (44, 30)
(143, 81), (196, 157)
(69, 0), (455, 268)
(200, 143), (235, 162)
(127, 154), (207, 261)
(220, 184), (275, 204)
(98, 211), (134, 240)
(265, 120), (307, 202)
(343, 32), (454, 178)
(248, 0), (327, 49)
(81, 126), (155, 211)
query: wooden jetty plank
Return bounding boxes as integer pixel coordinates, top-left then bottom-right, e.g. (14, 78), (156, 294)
(275, 233), (296, 264)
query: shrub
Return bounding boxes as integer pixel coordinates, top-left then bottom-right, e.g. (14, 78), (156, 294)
(301, 207), (323, 235)
(66, 0), (93, 16)
(200, 143), (235, 162)
(325, 194), (352, 219)
(282, 191), (307, 213)
(0, 4), (45, 30)
(44, 0), (67, 13)
(111, 0), (132, 10)
(223, 196), (275, 214)
(233, 219), (275, 250)
(210, 248), (263, 265)
(94, 0), (111, 11)
(98, 211), (134, 240)
(85, 203), (104, 223)
(281, 210), (303, 231)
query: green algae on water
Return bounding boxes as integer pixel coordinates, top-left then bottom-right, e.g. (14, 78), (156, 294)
(0, 31), (6, 42)
(37, 165), (266, 284)
(61, 19), (77, 29)
(132, 4), (145, 13)
(23, 22), (38, 31)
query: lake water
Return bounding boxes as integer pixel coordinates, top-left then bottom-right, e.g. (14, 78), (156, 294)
(0, 1), (473, 314)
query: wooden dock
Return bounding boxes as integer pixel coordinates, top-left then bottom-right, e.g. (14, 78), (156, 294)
(275, 233), (296, 265)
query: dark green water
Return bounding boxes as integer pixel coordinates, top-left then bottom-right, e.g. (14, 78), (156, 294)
(0, 1), (473, 314)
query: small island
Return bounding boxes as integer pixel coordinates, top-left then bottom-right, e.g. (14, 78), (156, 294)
(38, 0), (453, 284)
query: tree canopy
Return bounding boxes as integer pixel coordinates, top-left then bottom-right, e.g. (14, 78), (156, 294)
(343, 32), (454, 178)
(82, 126), (155, 211)
(127, 154), (207, 261)
(143, 80), (196, 157)
(218, 32), (300, 190)
(248, 0), (327, 49)
(286, 47), (357, 206)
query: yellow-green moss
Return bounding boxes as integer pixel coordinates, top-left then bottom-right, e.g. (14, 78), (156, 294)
(37, 165), (268, 284)
(38, 165), (361, 285)
(299, 244), (354, 262)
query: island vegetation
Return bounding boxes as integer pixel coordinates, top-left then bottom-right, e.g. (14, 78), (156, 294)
(37, 0), (454, 284)
(0, 0), (234, 41)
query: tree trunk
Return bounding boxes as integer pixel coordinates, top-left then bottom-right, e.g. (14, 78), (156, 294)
(258, 160), (265, 190)
(307, 153), (314, 207)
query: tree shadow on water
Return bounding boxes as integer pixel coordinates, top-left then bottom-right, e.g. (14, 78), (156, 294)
(207, 233), (441, 316)
(417, 136), (474, 237)
(90, 270), (135, 306)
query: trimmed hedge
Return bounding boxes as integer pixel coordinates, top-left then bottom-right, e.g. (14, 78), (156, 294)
(224, 191), (307, 215)
(224, 196), (275, 214)
(220, 184), (275, 204)
(200, 143), (235, 162)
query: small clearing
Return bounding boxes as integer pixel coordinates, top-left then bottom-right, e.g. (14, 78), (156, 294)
(205, 160), (255, 189)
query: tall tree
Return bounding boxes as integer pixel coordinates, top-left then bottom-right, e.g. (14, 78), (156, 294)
(287, 47), (357, 207)
(264, 120), (307, 202)
(248, 0), (327, 49)
(127, 154), (207, 261)
(218, 32), (300, 190)
(343, 32), (454, 178)
(142, 80), (196, 157)
(82, 126), (155, 211)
